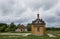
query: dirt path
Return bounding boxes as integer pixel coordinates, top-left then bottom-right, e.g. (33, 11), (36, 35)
(0, 33), (31, 36)
(47, 34), (56, 37)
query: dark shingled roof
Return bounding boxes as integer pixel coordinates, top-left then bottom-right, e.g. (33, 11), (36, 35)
(32, 14), (45, 25)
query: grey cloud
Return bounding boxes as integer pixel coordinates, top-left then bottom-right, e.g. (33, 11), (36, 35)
(42, 0), (58, 10)
(45, 16), (56, 23)
(26, 0), (58, 11)
(0, 0), (26, 16)
(0, 0), (60, 27)
(55, 11), (60, 16)
(0, 1), (14, 15)
(45, 16), (60, 23)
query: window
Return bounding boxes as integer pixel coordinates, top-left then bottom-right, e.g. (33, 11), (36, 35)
(37, 27), (40, 32)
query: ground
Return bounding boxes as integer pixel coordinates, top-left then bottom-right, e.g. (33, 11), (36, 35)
(0, 31), (60, 39)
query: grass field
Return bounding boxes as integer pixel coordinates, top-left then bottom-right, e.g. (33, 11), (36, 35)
(0, 31), (60, 39)
(47, 31), (60, 37)
(0, 35), (60, 39)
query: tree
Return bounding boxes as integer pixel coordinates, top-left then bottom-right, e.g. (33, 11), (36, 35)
(10, 22), (16, 32)
(27, 23), (32, 31)
(0, 23), (7, 32)
(17, 24), (20, 28)
(5, 22), (16, 32)
(5, 25), (10, 32)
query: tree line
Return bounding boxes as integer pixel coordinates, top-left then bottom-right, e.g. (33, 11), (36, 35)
(0, 23), (60, 32)
(0, 22), (17, 32)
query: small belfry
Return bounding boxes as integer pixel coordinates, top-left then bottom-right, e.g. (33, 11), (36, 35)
(37, 14), (39, 19)
(31, 13), (46, 36)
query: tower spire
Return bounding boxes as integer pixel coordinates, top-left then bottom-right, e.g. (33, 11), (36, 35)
(37, 13), (40, 19)
(37, 9), (40, 19)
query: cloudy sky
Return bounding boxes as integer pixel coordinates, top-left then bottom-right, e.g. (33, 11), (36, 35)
(0, 0), (60, 27)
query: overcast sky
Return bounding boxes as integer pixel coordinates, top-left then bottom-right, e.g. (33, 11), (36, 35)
(0, 0), (60, 27)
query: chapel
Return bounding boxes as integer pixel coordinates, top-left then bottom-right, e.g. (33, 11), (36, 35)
(31, 13), (46, 36)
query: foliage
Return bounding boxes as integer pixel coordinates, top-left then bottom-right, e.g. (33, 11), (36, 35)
(0, 22), (60, 32)
(0, 22), (17, 32)
(27, 23), (32, 31)
(0, 23), (7, 32)
(5, 22), (17, 32)
(46, 27), (60, 31)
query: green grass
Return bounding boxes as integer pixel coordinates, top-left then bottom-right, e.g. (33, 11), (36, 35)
(0, 35), (60, 39)
(47, 31), (60, 37)
(47, 31), (60, 34)
(0, 31), (60, 39)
